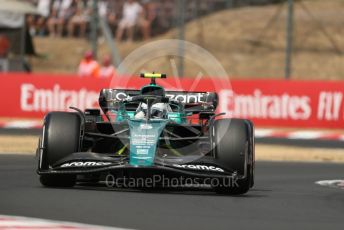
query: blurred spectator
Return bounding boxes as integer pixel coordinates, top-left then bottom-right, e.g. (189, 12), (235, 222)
(36, 0), (52, 36)
(105, 1), (118, 32)
(25, 0), (235, 40)
(98, 0), (108, 19)
(67, 0), (90, 37)
(37, 0), (52, 17)
(96, 0), (118, 40)
(140, 0), (158, 40)
(48, 0), (76, 37)
(158, 0), (174, 31)
(27, 15), (36, 36)
(78, 50), (100, 78)
(99, 55), (116, 79)
(0, 35), (10, 72)
(0, 35), (9, 57)
(116, 0), (143, 42)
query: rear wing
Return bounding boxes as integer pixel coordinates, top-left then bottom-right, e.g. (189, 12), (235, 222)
(166, 91), (218, 114)
(99, 89), (218, 114)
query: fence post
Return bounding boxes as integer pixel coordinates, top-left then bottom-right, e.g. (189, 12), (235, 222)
(285, 0), (294, 79)
(90, 0), (98, 59)
(177, 0), (185, 77)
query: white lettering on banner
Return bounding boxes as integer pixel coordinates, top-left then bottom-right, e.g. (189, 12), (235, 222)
(220, 89), (312, 120)
(166, 93), (205, 103)
(21, 84), (35, 111)
(317, 91), (343, 121)
(20, 83), (99, 112)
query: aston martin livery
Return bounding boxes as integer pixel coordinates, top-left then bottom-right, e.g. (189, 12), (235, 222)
(36, 73), (255, 194)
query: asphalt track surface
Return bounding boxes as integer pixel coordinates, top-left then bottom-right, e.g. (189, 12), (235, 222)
(0, 154), (344, 230)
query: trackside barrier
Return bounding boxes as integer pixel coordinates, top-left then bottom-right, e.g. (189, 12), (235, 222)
(0, 73), (343, 129)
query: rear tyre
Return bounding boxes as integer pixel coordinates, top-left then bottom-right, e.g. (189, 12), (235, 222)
(213, 119), (254, 195)
(38, 112), (81, 187)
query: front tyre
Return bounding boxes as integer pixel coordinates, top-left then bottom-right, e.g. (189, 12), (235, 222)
(213, 119), (255, 195)
(38, 112), (81, 187)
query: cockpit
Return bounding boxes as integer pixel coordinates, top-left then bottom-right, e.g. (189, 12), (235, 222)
(135, 102), (172, 119)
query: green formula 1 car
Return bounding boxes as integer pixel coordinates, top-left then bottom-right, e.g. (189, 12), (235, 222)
(37, 73), (255, 195)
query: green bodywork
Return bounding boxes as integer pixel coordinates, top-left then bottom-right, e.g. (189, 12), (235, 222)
(111, 83), (187, 166)
(129, 119), (168, 166)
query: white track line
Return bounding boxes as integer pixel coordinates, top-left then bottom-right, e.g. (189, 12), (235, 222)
(287, 131), (324, 140)
(1, 121), (41, 129)
(315, 180), (344, 190)
(0, 215), (133, 230)
(254, 129), (274, 138)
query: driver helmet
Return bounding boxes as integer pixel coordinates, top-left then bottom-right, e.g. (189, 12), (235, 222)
(135, 102), (147, 119)
(151, 103), (168, 119)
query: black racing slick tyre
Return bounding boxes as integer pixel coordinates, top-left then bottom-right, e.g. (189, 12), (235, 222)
(213, 119), (255, 195)
(38, 112), (81, 187)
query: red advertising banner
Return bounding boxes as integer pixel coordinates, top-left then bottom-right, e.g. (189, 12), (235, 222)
(225, 80), (344, 129)
(0, 73), (110, 119)
(0, 73), (343, 129)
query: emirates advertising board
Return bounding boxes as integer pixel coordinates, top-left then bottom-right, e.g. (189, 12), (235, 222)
(0, 73), (343, 129)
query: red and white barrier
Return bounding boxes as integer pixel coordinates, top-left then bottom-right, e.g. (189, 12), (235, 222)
(255, 129), (344, 141)
(0, 120), (41, 129)
(0, 73), (344, 129)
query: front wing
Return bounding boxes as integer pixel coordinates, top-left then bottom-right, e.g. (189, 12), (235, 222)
(37, 152), (241, 184)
